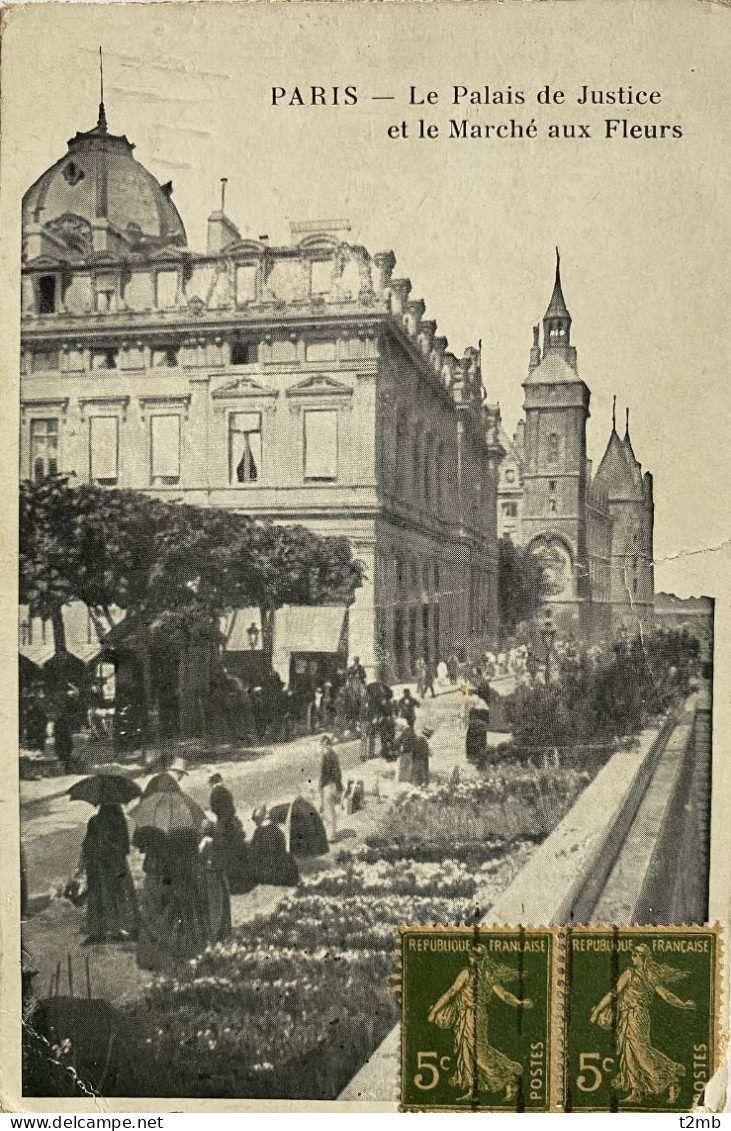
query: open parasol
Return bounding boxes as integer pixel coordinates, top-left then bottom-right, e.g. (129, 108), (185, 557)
(68, 767), (142, 807)
(141, 772), (181, 798)
(132, 788), (207, 836)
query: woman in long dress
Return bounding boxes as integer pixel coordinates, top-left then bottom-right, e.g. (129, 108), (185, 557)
(590, 943), (695, 1105)
(428, 945), (533, 1102)
(81, 803), (138, 945)
(136, 828), (210, 971)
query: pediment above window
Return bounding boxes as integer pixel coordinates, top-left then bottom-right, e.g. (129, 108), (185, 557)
(285, 374), (352, 398)
(212, 376), (277, 399)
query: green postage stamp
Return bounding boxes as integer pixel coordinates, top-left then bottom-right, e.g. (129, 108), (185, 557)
(400, 926), (555, 1112)
(399, 924), (722, 1112)
(563, 925), (722, 1113)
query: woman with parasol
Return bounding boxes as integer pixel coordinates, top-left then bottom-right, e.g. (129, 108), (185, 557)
(69, 768), (141, 946)
(590, 943), (695, 1105)
(428, 945), (533, 1102)
(133, 774), (211, 970)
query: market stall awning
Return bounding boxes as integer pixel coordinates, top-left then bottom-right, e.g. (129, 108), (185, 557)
(275, 606), (347, 654)
(19, 602), (125, 666)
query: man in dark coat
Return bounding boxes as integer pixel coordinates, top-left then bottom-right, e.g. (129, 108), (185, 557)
(412, 726), (433, 787)
(398, 688), (419, 727)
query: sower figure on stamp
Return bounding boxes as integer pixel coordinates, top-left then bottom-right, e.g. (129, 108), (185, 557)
(590, 944), (695, 1106)
(428, 945), (533, 1103)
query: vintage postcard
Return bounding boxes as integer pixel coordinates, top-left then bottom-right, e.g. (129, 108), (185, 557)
(0, 0), (729, 1114)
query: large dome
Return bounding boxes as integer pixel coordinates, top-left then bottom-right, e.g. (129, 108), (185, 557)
(22, 106), (187, 252)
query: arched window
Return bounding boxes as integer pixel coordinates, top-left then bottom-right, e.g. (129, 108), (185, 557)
(547, 432), (560, 464)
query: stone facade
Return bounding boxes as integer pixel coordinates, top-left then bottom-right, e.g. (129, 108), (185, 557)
(20, 101), (504, 679)
(497, 254), (654, 637)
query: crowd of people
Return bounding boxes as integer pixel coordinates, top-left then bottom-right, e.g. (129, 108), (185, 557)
(77, 768), (306, 972)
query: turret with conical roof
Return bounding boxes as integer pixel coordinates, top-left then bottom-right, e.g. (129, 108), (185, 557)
(594, 399), (655, 631)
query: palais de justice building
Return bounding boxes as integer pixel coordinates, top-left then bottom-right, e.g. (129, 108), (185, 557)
(20, 99), (505, 679)
(497, 256), (655, 636)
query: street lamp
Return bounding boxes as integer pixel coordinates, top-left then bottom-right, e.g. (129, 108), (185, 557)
(247, 621), (260, 650)
(541, 609), (556, 681)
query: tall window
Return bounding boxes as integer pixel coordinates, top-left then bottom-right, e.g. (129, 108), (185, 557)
(156, 271), (178, 309)
(89, 416), (119, 485)
(229, 412), (261, 484)
(311, 260), (331, 297)
(38, 276), (57, 314)
(547, 432), (560, 464)
(235, 265), (257, 305)
(412, 431), (422, 501)
(150, 415), (181, 485)
(30, 419), (58, 481)
(502, 502), (518, 517)
(304, 409), (338, 480)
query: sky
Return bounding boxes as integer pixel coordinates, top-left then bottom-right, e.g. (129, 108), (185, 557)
(3, 0), (730, 590)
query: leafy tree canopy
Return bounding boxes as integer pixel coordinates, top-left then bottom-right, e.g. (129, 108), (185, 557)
(20, 476), (364, 648)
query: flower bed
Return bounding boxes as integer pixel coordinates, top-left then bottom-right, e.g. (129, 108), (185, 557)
(110, 767), (593, 1099)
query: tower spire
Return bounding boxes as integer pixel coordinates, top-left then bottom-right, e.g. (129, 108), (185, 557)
(625, 406), (630, 437)
(542, 247), (572, 359)
(97, 46), (108, 132)
(612, 394), (617, 432)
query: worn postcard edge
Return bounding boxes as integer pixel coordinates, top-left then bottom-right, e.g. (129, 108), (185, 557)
(1, 0), (731, 1114)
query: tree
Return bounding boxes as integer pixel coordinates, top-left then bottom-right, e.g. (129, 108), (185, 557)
(497, 538), (549, 637)
(20, 476), (365, 742)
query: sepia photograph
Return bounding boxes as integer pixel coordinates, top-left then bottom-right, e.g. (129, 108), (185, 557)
(1, 0), (729, 1112)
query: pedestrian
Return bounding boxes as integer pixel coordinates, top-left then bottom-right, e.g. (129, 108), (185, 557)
(359, 695), (377, 761)
(398, 687), (419, 728)
(395, 720), (418, 784)
(136, 828), (209, 971)
(81, 802), (138, 946)
(415, 656), (427, 698)
(203, 786), (256, 896)
(412, 726), (433, 787)
(318, 733), (343, 842)
(464, 690), (490, 767)
(347, 655), (367, 684)
(54, 711), (74, 773)
(208, 770), (236, 817)
(378, 689), (397, 760)
(250, 805), (299, 886)
(447, 652), (460, 685)
(424, 661), (437, 698)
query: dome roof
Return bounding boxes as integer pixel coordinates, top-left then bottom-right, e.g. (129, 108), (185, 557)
(22, 105), (187, 254)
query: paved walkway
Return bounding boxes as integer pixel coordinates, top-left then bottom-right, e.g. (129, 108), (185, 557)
(24, 685), (485, 1016)
(21, 684), (495, 897)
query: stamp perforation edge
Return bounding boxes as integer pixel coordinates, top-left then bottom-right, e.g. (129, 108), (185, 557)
(397, 923), (559, 1113)
(395, 923), (725, 1114)
(558, 922), (725, 1113)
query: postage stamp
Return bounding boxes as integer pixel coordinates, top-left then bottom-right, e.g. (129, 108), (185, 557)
(561, 925), (722, 1113)
(399, 925), (555, 1112)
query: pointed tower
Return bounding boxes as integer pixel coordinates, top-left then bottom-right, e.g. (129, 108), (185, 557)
(594, 404), (654, 631)
(521, 252), (591, 634)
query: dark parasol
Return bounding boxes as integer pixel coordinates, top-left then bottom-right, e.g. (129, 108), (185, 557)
(67, 767), (142, 807)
